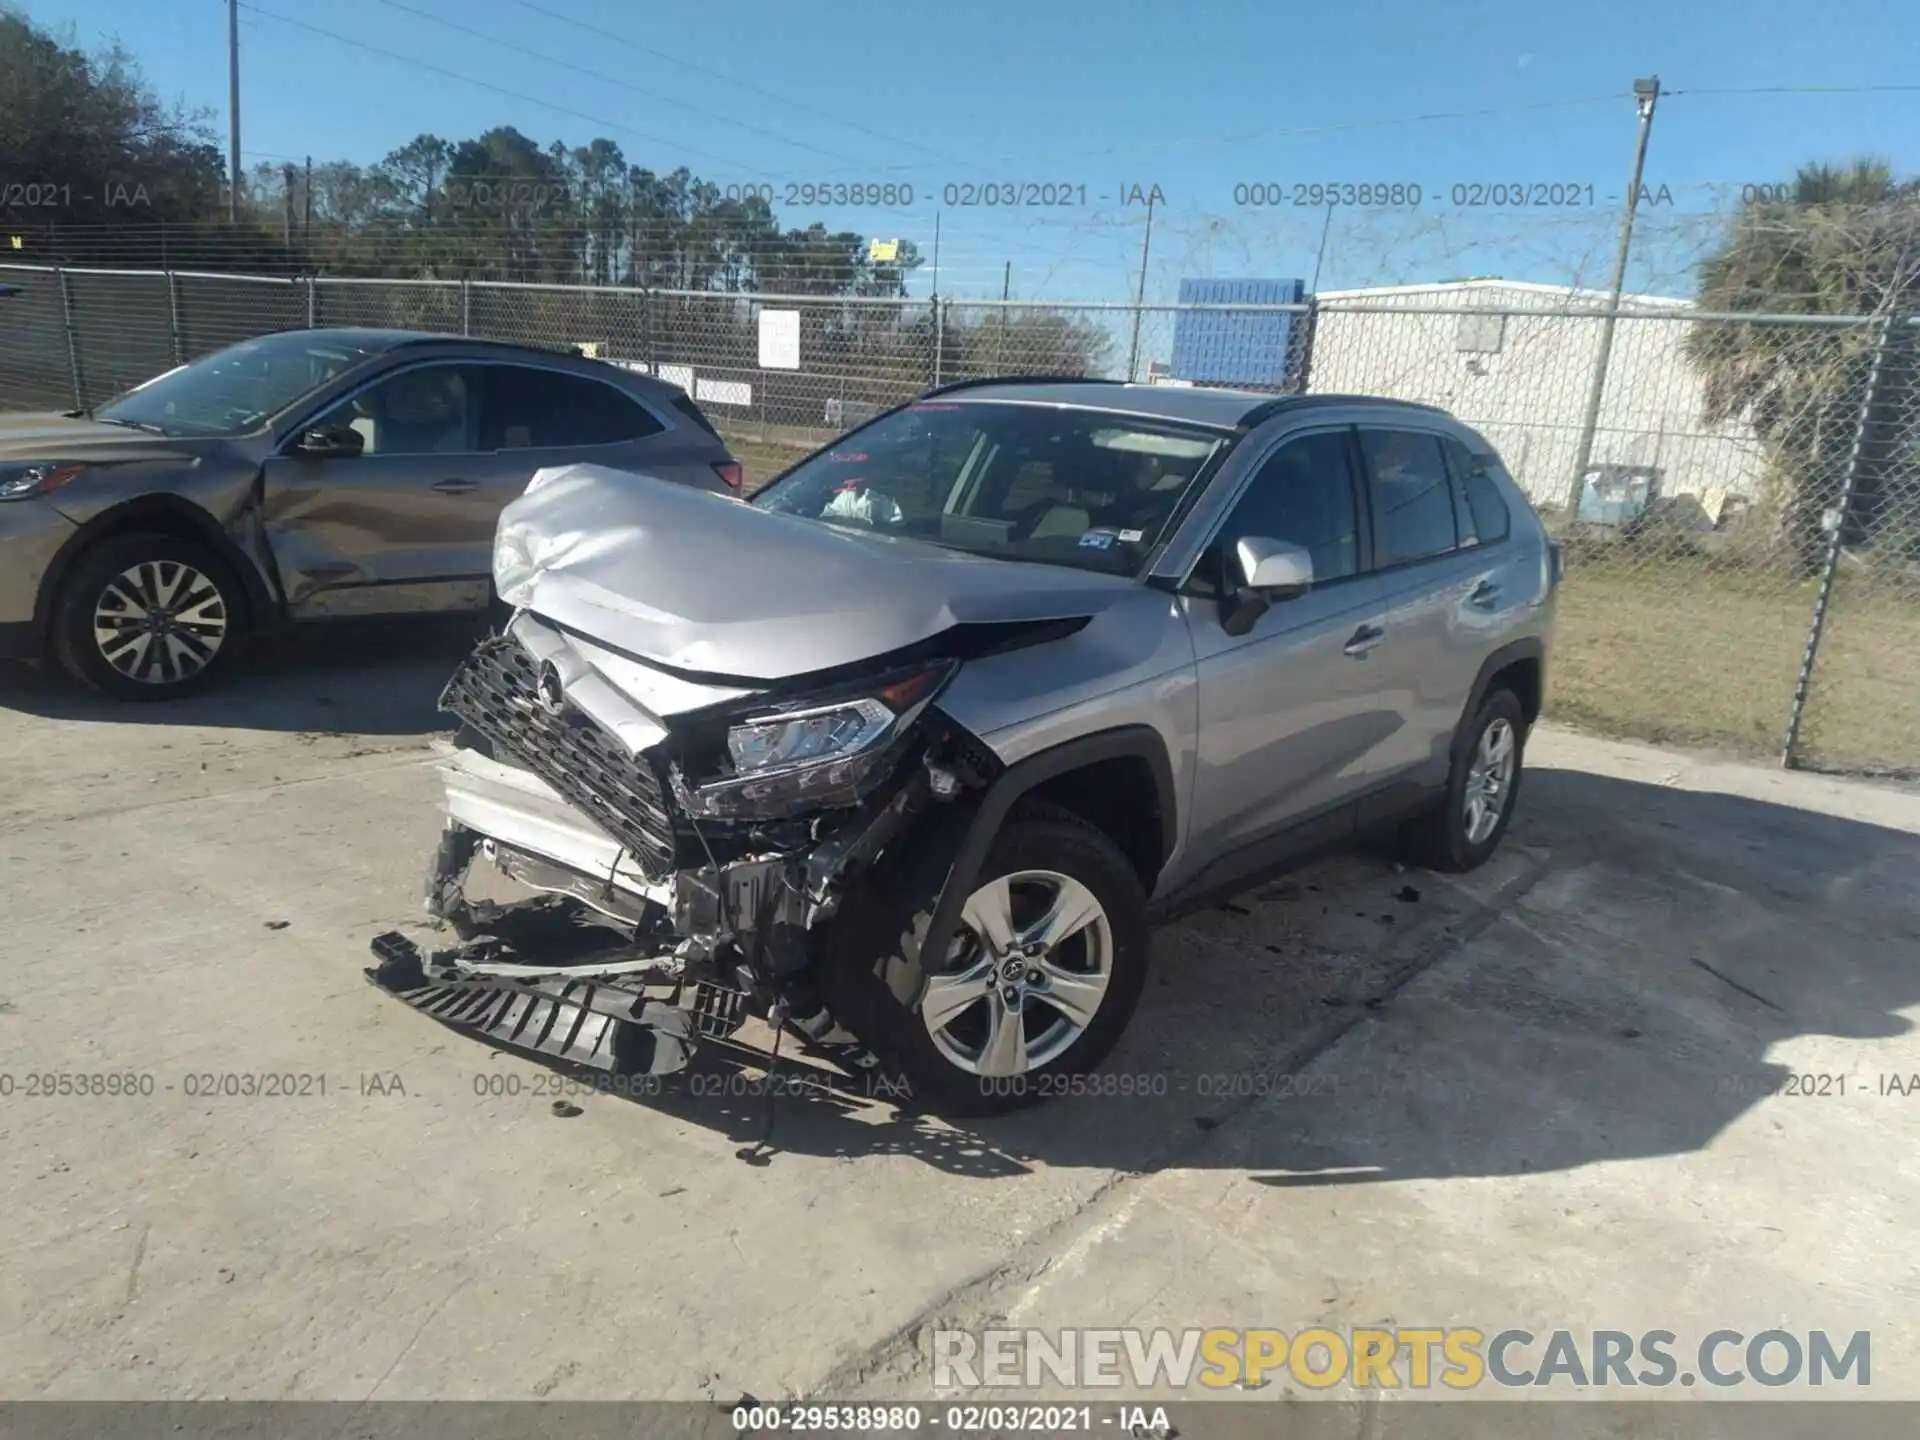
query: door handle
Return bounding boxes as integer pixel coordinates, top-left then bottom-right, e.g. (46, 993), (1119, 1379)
(432, 477), (481, 495)
(1468, 579), (1502, 609)
(1343, 623), (1385, 658)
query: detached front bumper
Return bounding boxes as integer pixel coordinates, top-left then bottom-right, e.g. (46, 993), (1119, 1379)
(368, 623), (956, 1082)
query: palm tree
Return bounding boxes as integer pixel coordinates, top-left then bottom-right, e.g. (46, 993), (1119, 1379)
(1684, 161), (1920, 570)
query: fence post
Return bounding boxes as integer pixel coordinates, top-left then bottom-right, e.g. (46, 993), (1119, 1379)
(461, 280), (472, 337)
(643, 284), (655, 371)
(56, 267), (84, 412)
(933, 298), (946, 388)
(1293, 296), (1320, 394)
(1780, 312), (1894, 769)
(166, 271), (185, 366)
(305, 275), (317, 329)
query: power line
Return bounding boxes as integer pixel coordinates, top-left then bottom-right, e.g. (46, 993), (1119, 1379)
(507, 0), (967, 167)
(235, 3), (761, 175)
(358, 0), (874, 169)
(1667, 83), (1920, 96)
(1047, 93), (1626, 163)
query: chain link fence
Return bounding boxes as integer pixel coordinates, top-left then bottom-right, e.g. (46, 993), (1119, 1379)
(1, 262), (1913, 778)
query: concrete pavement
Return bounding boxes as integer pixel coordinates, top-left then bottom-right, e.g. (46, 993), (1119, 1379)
(2, 627), (1916, 1418)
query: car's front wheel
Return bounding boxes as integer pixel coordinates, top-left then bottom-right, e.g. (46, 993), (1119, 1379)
(820, 802), (1150, 1116)
(53, 532), (250, 700)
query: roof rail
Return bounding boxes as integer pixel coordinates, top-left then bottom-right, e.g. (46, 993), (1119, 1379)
(1235, 391), (1452, 430)
(918, 374), (1123, 398)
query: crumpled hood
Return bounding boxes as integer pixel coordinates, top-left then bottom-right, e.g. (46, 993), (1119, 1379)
(493, 462), (1139, 681)
(0, 412), (198, 464)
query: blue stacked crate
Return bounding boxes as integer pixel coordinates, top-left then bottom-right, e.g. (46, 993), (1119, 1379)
(1169, 278), (1304, 388)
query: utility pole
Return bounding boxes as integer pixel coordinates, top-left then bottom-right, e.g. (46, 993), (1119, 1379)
(1126, 191), (1156, 382)
(227, 0), (242, 223)
(1567, 75), (1660, 516)
(303, 156), (313, 242)
(930, 212), (943, 387)
(282, 163), (295, 244)
(997, 260), (1011, 372)
(1309, 200), (1335, 294)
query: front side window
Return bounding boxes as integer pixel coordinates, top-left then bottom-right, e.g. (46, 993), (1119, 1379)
(94, 332), (378, 438)
(307, 365), (476, 456)
(1190, 430), (1361, 597)
(1359, 428), (1458, 568)
(480, 367), (663, 449)
(753, 401), (1228, 576)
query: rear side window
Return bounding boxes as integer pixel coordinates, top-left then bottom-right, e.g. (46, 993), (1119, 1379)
(480, 366), (664, 449)
(1358, 429), (1458, 567)
(1444, 438), (1512, 544)
(667, 389), (722, 440)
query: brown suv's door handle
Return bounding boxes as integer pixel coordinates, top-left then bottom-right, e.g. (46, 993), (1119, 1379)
(432, 477), (481, 495)
(1343, 623), (1385, 658)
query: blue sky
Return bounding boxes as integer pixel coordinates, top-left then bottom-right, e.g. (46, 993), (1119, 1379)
(20, 0), (1920, 300)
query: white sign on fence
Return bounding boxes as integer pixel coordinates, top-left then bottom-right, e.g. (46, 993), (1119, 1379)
(758, 309), (801, 370)
(696, 378), (753, 408)
(657, 363), (694, 394)
(607, 359), (649, 374)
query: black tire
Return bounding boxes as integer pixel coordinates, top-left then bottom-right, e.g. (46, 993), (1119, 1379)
(52, 532), (251, 700)
(817, 801), (1151, 1117)
(1400, 687), (1527, 872)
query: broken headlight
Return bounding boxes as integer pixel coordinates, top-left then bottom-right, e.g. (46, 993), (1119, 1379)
(673, 661), (955, 821)
(0, 461), (88, 502)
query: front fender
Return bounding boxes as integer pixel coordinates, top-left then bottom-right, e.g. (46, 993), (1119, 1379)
(894, 725), (1177, 1008)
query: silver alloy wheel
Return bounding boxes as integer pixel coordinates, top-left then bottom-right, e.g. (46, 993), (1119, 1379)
(1462, 716), (1517, 845)
(919, 868), (1114, 1078)
(92, 559), (230, 685)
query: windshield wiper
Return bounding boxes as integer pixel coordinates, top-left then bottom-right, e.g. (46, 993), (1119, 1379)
(92, 416), (170, 435)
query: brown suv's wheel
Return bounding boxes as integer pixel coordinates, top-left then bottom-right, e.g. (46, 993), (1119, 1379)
(818, 801), (1151, 1117)
(1402, 687), (1527, 872)
(53, 532), (250, 700)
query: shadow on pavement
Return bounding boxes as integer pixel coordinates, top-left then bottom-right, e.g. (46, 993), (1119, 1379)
(439, 766), (1920, 1182)
(0, 616), (484, 737)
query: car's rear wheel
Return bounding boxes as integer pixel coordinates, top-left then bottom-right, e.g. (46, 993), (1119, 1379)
(818, 801), (1150, 1116)
(1401, 687), (1527, 872)
(53, 532), (250, 700)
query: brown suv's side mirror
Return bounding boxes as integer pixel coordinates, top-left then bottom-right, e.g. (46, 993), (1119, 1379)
(1221, 535), (1314, 636)
(295, 426), (364, 459)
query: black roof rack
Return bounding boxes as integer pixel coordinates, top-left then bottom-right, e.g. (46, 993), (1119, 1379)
(1235, 391), (1451, 430)
(918, 374), (1123, 398)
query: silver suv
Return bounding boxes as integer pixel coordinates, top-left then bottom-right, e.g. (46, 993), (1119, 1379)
(369, 379), (1560, 1114)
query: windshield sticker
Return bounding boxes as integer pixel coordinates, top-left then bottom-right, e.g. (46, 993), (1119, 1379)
(1117, 528), (1146, 543)
(1078, 530), (1117, 550)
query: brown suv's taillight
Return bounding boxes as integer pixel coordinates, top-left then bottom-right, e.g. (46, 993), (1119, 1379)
(713, 461), (744, 490)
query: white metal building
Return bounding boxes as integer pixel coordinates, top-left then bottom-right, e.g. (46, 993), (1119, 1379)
(1305, 280), (1765, 515)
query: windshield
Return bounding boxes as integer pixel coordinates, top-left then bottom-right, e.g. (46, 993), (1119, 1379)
(93, 332), (382, 438)
(752, 400), (1228, 576)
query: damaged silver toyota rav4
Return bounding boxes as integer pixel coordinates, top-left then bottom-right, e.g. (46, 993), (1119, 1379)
(369, 379), (1560, 1114)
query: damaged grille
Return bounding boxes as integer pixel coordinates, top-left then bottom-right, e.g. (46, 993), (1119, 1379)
(441, 634), (678, 877)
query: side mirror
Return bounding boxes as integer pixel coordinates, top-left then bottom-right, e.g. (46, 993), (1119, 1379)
(1220, 536), (1314, 637)
(295, 426), (363, 459)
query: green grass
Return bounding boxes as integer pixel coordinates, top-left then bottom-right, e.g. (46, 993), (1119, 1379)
(1549, 557), (1920, 773)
